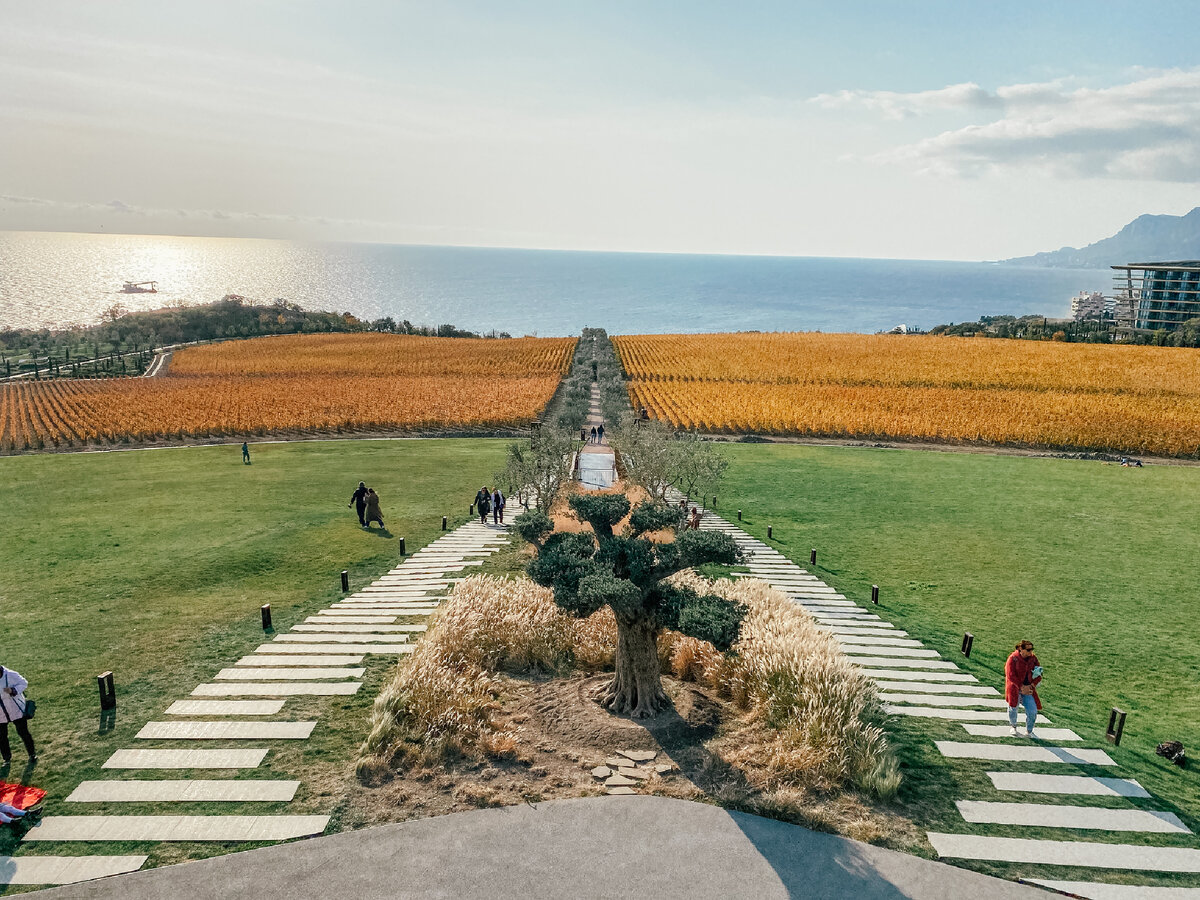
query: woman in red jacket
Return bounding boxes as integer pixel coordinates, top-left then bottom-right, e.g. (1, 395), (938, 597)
(1005, 640), (1042, 738)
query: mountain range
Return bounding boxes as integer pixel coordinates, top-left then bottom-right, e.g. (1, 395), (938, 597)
(1002, 207), (1200, 267)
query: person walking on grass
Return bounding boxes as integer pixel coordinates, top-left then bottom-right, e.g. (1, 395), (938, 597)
(0, 665), (36, 766)
(364, 488), (384, 529)
(241, 442), (250, 464)
(1005, 640), (1042, 738)
(491, 487), (505, 525)
(476, 487), (491, 525)
(349, 481), (369, 526)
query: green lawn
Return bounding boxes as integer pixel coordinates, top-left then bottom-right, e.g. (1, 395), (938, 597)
(0, 438), (509, 879)
(719, 443), (1200, 885)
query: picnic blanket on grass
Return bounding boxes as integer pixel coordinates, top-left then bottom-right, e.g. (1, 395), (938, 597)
(0, 782), (46, 810)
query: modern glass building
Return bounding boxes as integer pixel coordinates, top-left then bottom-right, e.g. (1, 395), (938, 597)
(1112, 262), (1200, 331)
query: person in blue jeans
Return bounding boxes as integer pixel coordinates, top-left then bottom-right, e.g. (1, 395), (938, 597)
(1005, 640), (1042, 738)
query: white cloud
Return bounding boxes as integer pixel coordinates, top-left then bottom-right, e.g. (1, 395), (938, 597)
(818, 69), (1200, 183)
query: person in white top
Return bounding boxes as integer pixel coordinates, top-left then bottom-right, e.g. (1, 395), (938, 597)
(0, 665), (37, 765)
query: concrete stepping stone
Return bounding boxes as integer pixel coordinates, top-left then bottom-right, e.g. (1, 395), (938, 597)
(103, 748), (268, 769)
(1027, 879), (1200, 899)
(935, 741), (1115, 765)
(604, 774), (637, 787)
(0, 855), (148, 885)
(851, 657), (956, 669)
(137, 721), (316, 740)
(68, 780), (300, 803)
(24, 815), (330, 843)
(590, 766), (612, 779)
(165, 699), (286, 716)
(273, 633), (417, 643)
(862, 668), (974, 682)
(193, 682), (362, 696)
(956, 800), (1190, 833)
(328, 610), (433, 618)
(256, 643), (413, 655)
(925, 832), (1200, 873)
(292, 624), (425, 634)
(836, 635), (924, 647)
(825, 627), (910, 637)
(875, 681), (998, 695)
(812, 611), (883, 620)
(216, 667), (364, 680)
(816, 615), (891, 625)
(880, 692), (1008, 708)
(887, 706), (1050, 722)
(306, 616), (397, 624)
(617, 749), (658, 762)
(842, 646), (941, 658)
(963, 724), (1080, 740)
(985, 772), (1149, 798)
(236, 655), (364, 667)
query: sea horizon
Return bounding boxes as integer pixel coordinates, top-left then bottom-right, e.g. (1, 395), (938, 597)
(1, 229), (1113, 336)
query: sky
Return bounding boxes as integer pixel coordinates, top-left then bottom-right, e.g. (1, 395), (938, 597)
(2, 0), (1200, 260)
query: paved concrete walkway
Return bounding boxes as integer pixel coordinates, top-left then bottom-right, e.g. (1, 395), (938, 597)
(578, 382), (616, 488)
(31, 796), (1045, 899)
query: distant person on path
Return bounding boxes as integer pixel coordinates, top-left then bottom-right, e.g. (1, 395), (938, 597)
(364, 488), (384, 529)
(678, 498), (689, 527)
(581, 428), (587, 442)
(491, 487), (505, 524)
(349, 481), (369, 526)
(689, 506), (701, 530)
(590, 426), (597, 443)
(597, 423), (604, 444)
(1005, 640), (1042, 738)
(0, 665), (36, 766)
(477, 487), (491, 525)
(241, 442), (250, 465)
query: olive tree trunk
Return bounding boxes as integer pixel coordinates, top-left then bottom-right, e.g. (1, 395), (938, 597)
(597, 614), (669, 719)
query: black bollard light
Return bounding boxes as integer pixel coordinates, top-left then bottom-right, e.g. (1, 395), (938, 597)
(399, 537), (407, 556)
(97, 671), (116, 711)
(442, 516), (448, 531)
(961, 632), (974, 658)
(712, 496), (717, 509)
(737, 509), (742, 521)
(810, 548), (817, 566)
(767, 525), (773, 539)
(261, 603), (272, 631)
(341, 569), (349, 592)
(871, 585), (879, 605)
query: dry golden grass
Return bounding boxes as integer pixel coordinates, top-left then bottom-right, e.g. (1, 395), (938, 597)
(361, 572), (898, 797)
(0, 334), (576, 450)
(613, 332), (1200, 457)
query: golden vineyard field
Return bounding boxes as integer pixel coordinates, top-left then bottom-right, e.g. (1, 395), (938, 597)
(613, 333), (1200, 457)
(0, 334), (575, 451)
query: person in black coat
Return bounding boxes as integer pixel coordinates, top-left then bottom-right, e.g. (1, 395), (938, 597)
(349, 482), (369, 526)
(475, 486), (491, 524)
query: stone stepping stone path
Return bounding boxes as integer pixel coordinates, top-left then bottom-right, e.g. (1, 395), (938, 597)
(955, 800), (1189, 834)
(67, 781), (300, 803)
(589, 749), (670, 794)
(166, 699), (286, 715)
(9, 519), (510, 887)
(679, 501), (1200, 895)
(136, 721), (316, 740)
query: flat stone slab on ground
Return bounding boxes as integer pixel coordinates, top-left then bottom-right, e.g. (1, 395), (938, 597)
(256, 643), (414, 655)
(590, 766), (611, 779)
(935, 741), (1115, 765)
(824, 627), (909, 636)
(165, 699), (286, 716)
(137, 721), (316, 740)
(1027, 880), (1200, 899)
(836, 636), (924, 647)
(880, 692), (1007, 708)
(192, 682), (362, 696)
(606, 787), (637, 795)
(852, 658), (958, 669)
(216, 667), (364, 680)
(67, 780), (300, 803)
(24, 815), (330, 843)
(926, 832), (1200, 873)
(962, 724), (1081, 740)
(887, 706), (1050, 723)
(292, 624), (425, 634)
(604, 774), (637, 787)
(843, 646), (941, 658)
(617, 750), (658, 762)
(617, 767), (650, 781)
(986, 771), (1149, 798)
(863, 668), (975, 682)
(327, 610), (432, 618)
(605, 756), (627, 768)
(815, 615), (891, 626)
(0, 856), (147, 886)
(956, 800), (1189, 833)
(307, 616), (397, 624)
(876, 681), (998, 695)
(274, 633), (418, 643)
(103, 748), (268, 769)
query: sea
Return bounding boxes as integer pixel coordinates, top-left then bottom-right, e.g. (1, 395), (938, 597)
(0, 230), (1114, 335)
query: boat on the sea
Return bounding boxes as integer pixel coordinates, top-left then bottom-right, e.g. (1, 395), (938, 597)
(120, 280), (158, 293)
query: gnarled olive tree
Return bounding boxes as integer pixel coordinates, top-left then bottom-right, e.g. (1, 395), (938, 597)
(516, 493), (745, 718)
